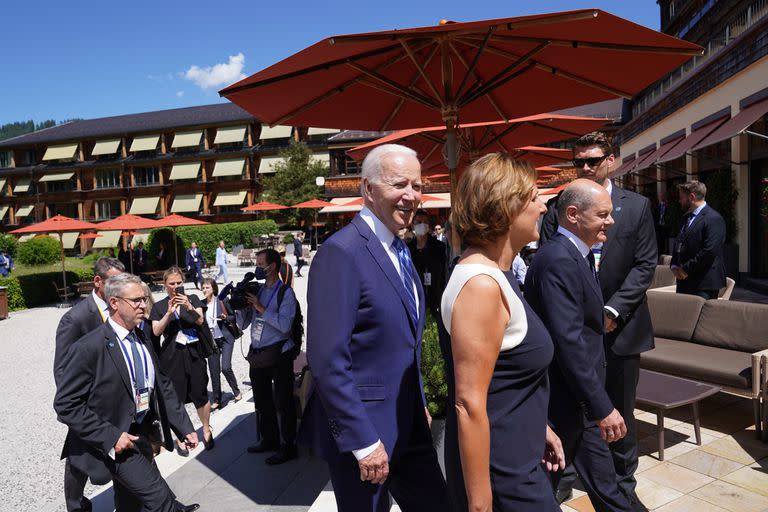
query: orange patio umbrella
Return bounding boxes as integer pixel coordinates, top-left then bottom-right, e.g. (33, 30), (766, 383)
(94, 214), (161, 274)
(154, 214), (210, 267)
(241, 201), (290, 212)
(292, 199), (336, 247)
(343, 194), (442, 207)
(10, 215), (99, 304)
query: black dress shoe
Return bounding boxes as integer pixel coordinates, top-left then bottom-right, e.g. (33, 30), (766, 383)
(554, 488), (573, 504)
(629, 495), (649, 512)
(266, 444), (298, 465)
(176, 443), (189, 457)
(247, 441), (279, 454)
(176, 504), (200, 512)
(203, 430), (215, 451)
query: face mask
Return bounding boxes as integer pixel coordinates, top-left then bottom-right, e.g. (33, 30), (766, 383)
(413, 223), (430, 236)
(253, 266), (268, 281)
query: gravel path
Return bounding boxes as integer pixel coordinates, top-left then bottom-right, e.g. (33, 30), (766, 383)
(0, 259), (309, 512)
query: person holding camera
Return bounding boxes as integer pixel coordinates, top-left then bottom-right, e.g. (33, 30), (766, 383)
(238, 248), (299, 465)
(150, 267), (215, 455)
(201, 278), (242, 410)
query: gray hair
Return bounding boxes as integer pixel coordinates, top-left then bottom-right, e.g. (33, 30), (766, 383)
(94, 257), (125, 279)
(556, 185), (597, 225)
(104, 273), (143, 301)
(360, 144), (418, 196)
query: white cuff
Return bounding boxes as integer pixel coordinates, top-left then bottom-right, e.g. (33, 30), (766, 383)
(604, 306), (619, 319)
(352, 440), (381, 461)
(108, 447), (115, 460)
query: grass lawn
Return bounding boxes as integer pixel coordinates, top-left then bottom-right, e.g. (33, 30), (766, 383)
(12, 257), (92, 277)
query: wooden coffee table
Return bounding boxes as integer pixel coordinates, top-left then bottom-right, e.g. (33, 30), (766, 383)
(636, 369), (721, 460)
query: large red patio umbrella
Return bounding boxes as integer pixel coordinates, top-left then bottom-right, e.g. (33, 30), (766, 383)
(343, 194), (442, 207)
(154, 214), (210, 267)
(94, 214), (161, 274)
(292, 199), (336, 247)
(11, 215), (99, 304)
(346, 113), (609, 170)
(241, 201), (290, 212)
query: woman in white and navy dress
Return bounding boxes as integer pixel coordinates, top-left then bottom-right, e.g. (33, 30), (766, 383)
(440, 153), (564, 511)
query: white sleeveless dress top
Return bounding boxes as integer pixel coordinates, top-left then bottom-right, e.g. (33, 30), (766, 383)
(441, 263), (528, 352)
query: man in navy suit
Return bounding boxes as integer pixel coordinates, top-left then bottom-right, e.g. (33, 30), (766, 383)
(185, 242), (205, 290)
(298, 144), (447, 512)
(526, 179), (632, 512)
(671, 180), (726, 299)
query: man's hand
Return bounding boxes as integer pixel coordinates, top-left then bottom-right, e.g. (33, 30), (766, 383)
(542, 425), (566, 472)
(184, 432), (199, 450)
(597, 408), (627, 443)
(245, 293), (265, 314)
(114, 432), (139, 454)
(358, 442), (389, 485)
(604, 313), (618, 333)
(672, 267), (688, 280)
(425, 407), (432, 428)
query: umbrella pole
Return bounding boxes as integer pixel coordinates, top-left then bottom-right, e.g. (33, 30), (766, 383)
(59, 231), (70, 305)
(173, 229), (179, 267)
(445, 119), (461, 260)
(127, 235), (134, 275)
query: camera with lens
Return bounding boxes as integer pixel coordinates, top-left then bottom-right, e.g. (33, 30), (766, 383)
(220, 272), (262, 310)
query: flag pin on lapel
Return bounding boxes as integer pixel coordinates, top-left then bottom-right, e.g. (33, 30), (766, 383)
(615, 206), (622, 212)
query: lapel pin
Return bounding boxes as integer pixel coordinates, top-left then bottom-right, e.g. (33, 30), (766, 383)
(615, 206), (622, 212)
(108, 341), (114, 347)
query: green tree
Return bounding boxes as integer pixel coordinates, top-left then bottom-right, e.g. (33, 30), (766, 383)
(261, 142), (328, 224)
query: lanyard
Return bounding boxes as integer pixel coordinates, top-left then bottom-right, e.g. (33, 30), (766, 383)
(117, 334), (150, 387)
(98, 307), (107, 323)
(259, 282), (281, 313)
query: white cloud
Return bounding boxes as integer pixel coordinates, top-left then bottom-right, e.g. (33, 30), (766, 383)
(184, 53), (246, 90)
(176, 90), (185, 98)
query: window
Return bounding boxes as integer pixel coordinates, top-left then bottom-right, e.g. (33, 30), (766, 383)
(47, 203), (78, 218)
(46, 178), (76, 193)
(94, 200), (121, 220)
(25, 150), (37, 165)
(133, 166), (160, 186)
(217, 205), (243, 214)
(95, 168), (120, 189)
(0, 151), (10, 168)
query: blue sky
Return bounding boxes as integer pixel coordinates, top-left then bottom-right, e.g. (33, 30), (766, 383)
(0, 1), (660, 125)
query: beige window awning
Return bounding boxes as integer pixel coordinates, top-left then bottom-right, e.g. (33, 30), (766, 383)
(169, 162), (201, 180)
(0, 206), (8, 221)
(130, 134), (160, 152)
(214, 126), (247, 145)
(15, 205), (34, 217)
(92, 230), (122, 248)
(212, 159), (245, 177)
(39, 172), (75, 182)
(172, 130), (203, 148)
(171, 194), (203, 213)
(92, 138), (121, 156)
(313, 151), (330, 165)
(51, 232), (80, 249)
(43, 143), (79, 161)
(308, 127), (341, 136)
(17, 234), (37, 243)
(213, 190), (248, 206)
(14, 178), (31, 193)
(129, 196), (160, 215)
(260, 125), (292, 139)
(258, 155), (282, 174)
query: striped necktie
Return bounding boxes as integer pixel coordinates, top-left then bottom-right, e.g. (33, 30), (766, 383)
(392, 237), (418, 325)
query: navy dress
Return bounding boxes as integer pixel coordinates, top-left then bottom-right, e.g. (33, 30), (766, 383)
(440, 271), (559, 511)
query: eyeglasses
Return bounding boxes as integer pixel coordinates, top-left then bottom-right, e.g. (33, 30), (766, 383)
(573, 155), (608, 168)
(117, 296), (149, 308)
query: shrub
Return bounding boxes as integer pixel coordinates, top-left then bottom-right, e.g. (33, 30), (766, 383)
(421, 313), (448, 418)
(0, 268), (94, 310)
(0, 234), (19, 258)
(17, 236), (61, 265)
(0, 276), (25, 311)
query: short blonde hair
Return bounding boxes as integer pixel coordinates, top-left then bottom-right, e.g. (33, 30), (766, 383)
(451, 153), (537, 247)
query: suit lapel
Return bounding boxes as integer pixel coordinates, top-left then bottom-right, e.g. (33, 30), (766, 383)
(554, 234), (603, 303)
(104, 324), (133, 397)
(683, 205), (708, 241)
(352, 215), (418, 333)
(602, 185), (626, 259)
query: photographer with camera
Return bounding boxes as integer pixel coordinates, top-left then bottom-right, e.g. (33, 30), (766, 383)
(237, 248), (299, 465)
(150, 267), (217, 456)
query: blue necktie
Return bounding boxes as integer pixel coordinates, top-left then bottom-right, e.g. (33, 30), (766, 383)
(128, 332), (146, 391)
(392, 237), (418, 325)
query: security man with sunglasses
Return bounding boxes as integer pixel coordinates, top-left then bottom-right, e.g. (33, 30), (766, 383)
(539, 132), (657, 512)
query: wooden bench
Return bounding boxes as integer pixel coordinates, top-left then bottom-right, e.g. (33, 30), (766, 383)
(73, 281), (95, 296)
(51, 281), (71, 301)
(141, 270), (166, 289)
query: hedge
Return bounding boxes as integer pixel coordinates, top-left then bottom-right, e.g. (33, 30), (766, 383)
(0, 234), (18, 258)
(0, 268), (94, 311)
(146, 220), (278, 266)
(420, 313), (448, 418)
(17, 236), (61, 265)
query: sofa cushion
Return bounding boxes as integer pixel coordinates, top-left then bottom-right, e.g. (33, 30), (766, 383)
(640, 338), (752, 390)
(650, 265), (676, 289)
(646, 290), (705, 341)
(693, 300), (768, 353)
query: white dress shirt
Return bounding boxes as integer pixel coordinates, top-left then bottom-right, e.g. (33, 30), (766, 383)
(92, 290), (109, 322)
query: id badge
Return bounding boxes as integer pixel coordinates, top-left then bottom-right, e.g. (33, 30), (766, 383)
(423, 272), (432, 286)
(175, 330), (189, 345)
(252, 319), (265, 344)
(136, 387), (150, 414)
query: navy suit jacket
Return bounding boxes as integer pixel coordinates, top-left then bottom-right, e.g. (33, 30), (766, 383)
(671, 204), (726, 293)
(299, 214), (427, 461)
(540, 185), (657, 356)
(185, 248), (205, 269)
(525, 233), (614, 427)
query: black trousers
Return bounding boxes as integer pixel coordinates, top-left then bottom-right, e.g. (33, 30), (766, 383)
(295, 255), (305, 275)
(64, 458), (91, 512)
(249, 354), (297, 446)
(109, 423), (178, 512)
(208, 337), (241, 403)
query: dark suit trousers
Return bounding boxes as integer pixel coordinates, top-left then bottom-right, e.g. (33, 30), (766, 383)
(551, 422), (632, 512)
(249, 354), (297, 446)
(326, 414), (447, 512)
(64, 458), (91, 512)
(109, 432), (176, 512)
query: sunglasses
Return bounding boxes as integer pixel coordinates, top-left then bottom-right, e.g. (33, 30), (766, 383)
(573, 155), (608, 168)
